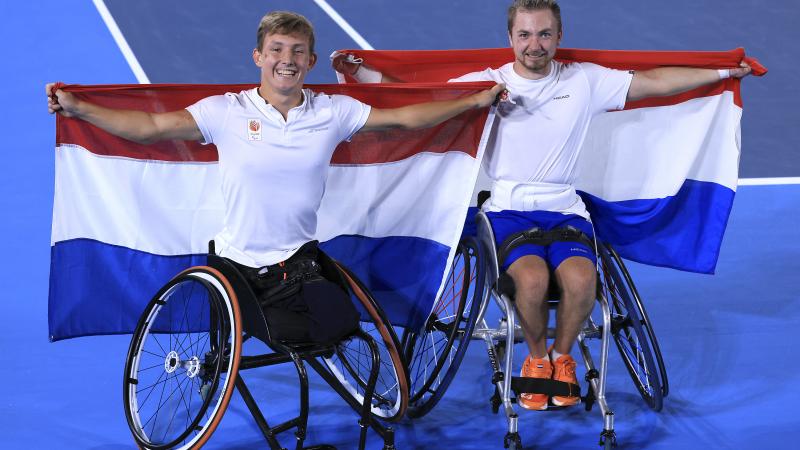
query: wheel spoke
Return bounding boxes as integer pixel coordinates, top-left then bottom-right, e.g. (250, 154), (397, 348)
(601, 245), (663, 410)
(125, 271), (240, 447)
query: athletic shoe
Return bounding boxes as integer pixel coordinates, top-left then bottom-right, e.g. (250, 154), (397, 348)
(518, 355), (552, 411)
(551, 353), (580, 407)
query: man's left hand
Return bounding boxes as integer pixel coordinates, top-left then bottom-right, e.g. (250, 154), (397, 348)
(730, 61), (752, 79)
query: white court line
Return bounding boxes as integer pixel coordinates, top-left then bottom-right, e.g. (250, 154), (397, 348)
(738, 177), (800, 186)
(92, 0), (151, 84)
(313, 0), (374, 50)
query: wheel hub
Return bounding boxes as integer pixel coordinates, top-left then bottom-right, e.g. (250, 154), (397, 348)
(164, 351), (180, 373)
(163, 351), (201, 378)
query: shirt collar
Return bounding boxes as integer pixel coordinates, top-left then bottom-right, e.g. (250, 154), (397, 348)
(246, 88), (310, 122)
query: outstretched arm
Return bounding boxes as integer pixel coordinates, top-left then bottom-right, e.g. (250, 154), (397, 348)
(46, 83), (203, 144)
(360, 83), (505, 132)
(627, 61), (752, 102)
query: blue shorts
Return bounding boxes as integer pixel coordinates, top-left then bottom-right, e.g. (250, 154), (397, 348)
(486, 210), (596, 271)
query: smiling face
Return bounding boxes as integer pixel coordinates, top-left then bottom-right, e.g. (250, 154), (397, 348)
(253, 32), (317, 98)
(508, 8), (562, 79)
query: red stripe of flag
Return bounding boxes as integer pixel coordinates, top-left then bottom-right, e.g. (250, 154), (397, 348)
(338, 47), (766, 108)
(55, 83), (493, 164)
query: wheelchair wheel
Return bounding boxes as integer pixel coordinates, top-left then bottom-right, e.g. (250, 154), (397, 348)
(599, 244), (667, 411)
(123, 267), (242, 449)
(321, 263), (409, 422)
(402, 235), (484, 418)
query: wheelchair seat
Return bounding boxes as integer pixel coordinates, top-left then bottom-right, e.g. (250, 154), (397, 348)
(206, 247), (357, 349)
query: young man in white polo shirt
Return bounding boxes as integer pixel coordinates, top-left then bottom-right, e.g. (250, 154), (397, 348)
(46, 11), (503, 343)
(46, 14), (503, 269)
(335, 0), (751, 410)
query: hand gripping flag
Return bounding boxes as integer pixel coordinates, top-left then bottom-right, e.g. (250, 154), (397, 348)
(334, 47), (767, 274)
(49, 83), (495, 340)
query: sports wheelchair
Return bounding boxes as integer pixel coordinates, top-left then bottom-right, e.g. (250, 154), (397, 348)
(122, 242), (408, 449)
(403, 194), (668, 449)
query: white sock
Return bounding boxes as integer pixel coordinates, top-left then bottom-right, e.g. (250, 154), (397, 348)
(551, 349), (565, 361)
(531, 353), (550, 362)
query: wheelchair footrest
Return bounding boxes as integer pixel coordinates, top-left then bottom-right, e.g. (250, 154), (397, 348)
(510, 376), (581, 398)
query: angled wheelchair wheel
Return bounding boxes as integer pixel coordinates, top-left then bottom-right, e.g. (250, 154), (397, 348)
(123, 267), (242, 449)
(402, 235), (484, 418)
(321, 263), (409, 422)
(599, 244), (667, 411)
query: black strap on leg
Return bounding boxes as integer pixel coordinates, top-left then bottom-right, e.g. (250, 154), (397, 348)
(496, 272), (516, 299)
(497, 226), (595, 270)
(493, 226), (596, 300)
(510, 376), (582, 398)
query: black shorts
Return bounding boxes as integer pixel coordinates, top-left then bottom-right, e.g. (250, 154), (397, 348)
(230, 242), (360, 345)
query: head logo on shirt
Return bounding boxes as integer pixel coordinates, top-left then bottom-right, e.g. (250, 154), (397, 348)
(247, 119), (262, 141)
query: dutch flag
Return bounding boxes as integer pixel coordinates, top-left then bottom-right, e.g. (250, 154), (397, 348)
(49, 82), (495, 340)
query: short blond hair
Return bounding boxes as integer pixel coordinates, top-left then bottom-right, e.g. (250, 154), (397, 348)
(256, 11), (315, 53)
(507, 0), (562, 34)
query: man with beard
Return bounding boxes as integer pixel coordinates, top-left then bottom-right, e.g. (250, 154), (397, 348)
(334, 0), (751, 410)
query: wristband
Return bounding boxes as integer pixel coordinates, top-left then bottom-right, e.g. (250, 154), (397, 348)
(717, 69), (731, 80)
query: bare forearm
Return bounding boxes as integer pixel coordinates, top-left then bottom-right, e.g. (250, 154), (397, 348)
(628, 67), (720, 102)
(362, 84), (503, 132)
(392, 96), (480, 129)
(71, 100), (165, 144)
(47, 82), (202, 143)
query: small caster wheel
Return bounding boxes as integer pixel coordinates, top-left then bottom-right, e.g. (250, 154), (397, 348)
(504, 432), (522, 449)
(599, 429), (617, 449)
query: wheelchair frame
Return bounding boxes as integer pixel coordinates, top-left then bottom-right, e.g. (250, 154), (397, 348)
(122, 246), (408, 450)
(404, 208), (668, 449)
(474, 210), (617, 448)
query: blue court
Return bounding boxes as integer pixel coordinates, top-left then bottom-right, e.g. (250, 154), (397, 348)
(3, 1), (799, 448)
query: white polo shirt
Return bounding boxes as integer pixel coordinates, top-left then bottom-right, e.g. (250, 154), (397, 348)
(187, 88), (370, 267)
(451, 61), (632, 217)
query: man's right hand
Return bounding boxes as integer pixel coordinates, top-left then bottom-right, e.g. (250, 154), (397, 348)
(331, 53), (361, 76)
(47, 82), (80, 117)
(44, 82), (203, 144)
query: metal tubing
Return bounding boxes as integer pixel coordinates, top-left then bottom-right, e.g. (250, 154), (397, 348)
(306, 357), (394, 445)
(501, 297), (515, 408)
(577, 293), (614, 423)
(357, 331), (381, 450)
(234, 375), (284, 450)
(597, 292), (612, 410)
(291, 352), (309, 448)
(238, 347), (333, 370)
(473, 324), (562, 341)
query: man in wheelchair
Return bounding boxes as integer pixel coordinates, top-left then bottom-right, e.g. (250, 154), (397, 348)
(335, 0), (752, 413)
(464, 0), (753, 412)
(47, 10), (503, 449)
(47, 11), (502, 337)
(472, 0), (752, 412)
